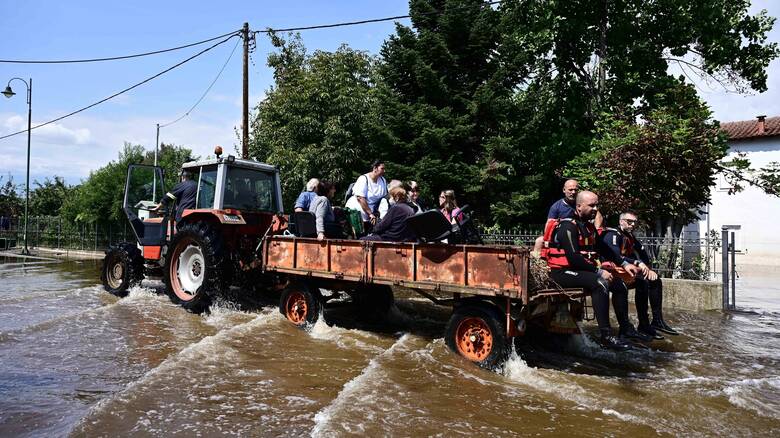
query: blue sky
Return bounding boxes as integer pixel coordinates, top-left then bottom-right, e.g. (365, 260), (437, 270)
(1, 0), (778, 188)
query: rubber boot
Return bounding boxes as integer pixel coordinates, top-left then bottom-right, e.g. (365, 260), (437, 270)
(599, 328), (632, 351)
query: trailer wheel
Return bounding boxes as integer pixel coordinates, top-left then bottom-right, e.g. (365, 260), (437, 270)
(280, 283), (321, 327)
(101, 243), (143, 297)
(164, 222), (225, 314)
(445, 305), (509, 369)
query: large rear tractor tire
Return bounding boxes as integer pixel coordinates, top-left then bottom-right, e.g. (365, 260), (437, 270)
(101, 243), (144, 297)
(279, 283), (322, 328)
(163, 222), (226, 314)
(445, 304), (509, 370)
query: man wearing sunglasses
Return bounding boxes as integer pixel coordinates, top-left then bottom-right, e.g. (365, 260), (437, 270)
(599, 211), (679, 340)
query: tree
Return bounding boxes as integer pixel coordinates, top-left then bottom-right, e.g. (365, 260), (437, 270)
(248, 32), (378, 210)
(29, 176), (72, 217)
(370, 0), (545, 226)
(0, 175), (23, 217)
(565, 83), (728, 237)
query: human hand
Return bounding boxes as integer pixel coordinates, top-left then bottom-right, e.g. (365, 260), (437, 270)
(638, 262), (649, 276)
(646, 269), (658, 281)
(599, 270), (613, 282)
(317, 232), (325, 241)
(369, 213), (377, 225)
(624, 264), (640, 277)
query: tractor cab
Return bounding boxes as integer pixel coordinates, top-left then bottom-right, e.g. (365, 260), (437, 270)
(122, 154), (283, 251)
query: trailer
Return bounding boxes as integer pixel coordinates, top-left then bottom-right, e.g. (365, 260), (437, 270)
(263, 235), (588, 368)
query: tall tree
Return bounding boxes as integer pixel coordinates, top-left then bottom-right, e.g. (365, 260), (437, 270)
(248, 33), (378, 211)
(566, 83), (728, 238)
(371, 0), (545, 226)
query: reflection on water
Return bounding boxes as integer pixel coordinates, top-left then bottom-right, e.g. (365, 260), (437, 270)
(0, 255), (778, 437)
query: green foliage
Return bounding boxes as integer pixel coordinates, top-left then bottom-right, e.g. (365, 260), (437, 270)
(566, 83), (728, 226)
(0, 175), (23, 216)
(249, 33), (378, 210)
(29, 177), (72, 217)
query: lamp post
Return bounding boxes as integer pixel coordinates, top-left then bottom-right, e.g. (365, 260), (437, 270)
(2, 77), (32, 255)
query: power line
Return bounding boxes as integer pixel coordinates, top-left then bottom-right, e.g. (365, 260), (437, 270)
(160, 37), (241, 128)
(0, 29), (240, 64)
(0, 34), (238, 141)
(255, 0), (503, 33)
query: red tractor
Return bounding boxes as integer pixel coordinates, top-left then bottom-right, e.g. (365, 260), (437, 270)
(101, 151), (285, 313)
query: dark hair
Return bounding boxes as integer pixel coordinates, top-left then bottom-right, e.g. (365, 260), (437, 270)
(180, 169), (193, 180)
(371, 159), (384, 170)
(316, 180), (335, 197)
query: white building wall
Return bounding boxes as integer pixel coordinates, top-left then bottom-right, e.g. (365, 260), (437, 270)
(698, 136), (780, 268)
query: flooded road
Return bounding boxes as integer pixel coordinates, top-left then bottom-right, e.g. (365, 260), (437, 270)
(1, 254), (779, 437)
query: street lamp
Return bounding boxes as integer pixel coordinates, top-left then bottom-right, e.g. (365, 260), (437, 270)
(3, 77), (32, 255)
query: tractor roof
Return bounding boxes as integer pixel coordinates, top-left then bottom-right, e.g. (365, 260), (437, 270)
(182, 156), (278, 173)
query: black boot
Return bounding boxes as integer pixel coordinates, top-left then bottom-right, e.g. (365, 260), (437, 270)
(638, 323), (664, 340)
(651, 319), (679, 336)
(600, 329), (632, 351)
(619, 324), (653, 342)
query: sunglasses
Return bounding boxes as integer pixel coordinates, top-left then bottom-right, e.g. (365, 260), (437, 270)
(622, 219), (638, 225)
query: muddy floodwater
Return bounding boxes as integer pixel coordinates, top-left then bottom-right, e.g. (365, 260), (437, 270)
(1, 254), (779, 437)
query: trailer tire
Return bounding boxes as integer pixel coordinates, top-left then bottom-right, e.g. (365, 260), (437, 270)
(280, 283), (322, 327)
(445, 305), (509, 369)
(101, 243), (143, 297)
(164, 222), (225, 314)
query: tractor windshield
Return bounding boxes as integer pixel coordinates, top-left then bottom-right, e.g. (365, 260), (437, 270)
(223, 166), (277, 212)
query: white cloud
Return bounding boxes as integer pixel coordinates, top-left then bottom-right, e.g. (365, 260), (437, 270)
(0, 110), (241, 185)
(3, 114), (91, 145)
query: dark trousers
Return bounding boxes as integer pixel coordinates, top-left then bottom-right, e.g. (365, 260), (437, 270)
(635, 277), (663, 326)
(549, 269), (632, 335)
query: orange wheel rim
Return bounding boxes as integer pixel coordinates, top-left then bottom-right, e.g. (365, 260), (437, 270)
(455, 317), (493, 362)
(285, 291), (308, 325)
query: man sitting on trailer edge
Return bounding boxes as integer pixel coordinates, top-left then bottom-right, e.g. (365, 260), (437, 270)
(598, 211), (679, 339)
(542, 191), (650, 350)
(152, 169), (197, 223)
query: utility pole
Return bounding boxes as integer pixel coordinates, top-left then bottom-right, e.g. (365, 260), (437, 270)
(242, 22), (250, 159)
(153, 123), (159, 202)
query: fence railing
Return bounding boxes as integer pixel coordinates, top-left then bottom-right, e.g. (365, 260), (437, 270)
(480, 231), (720, 281)
(0, 216), (130, 253)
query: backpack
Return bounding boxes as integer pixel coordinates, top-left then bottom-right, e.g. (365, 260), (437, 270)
(343, 180), (358, 205)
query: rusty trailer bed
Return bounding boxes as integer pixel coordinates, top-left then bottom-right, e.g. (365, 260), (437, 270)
(262, 236), (530, 302)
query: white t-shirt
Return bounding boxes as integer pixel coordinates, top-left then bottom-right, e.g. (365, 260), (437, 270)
(352, 173), (387, 221)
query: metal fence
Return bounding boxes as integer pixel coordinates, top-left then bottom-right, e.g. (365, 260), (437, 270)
(480, 229), (721, 281)
(0, 216), (130, 252)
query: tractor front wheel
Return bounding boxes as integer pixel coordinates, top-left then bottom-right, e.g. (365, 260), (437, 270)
(101, 243), (143, 297)
(163, 222), (225, 314)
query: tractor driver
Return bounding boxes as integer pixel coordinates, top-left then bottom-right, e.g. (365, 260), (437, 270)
(153, 169), (197, 223)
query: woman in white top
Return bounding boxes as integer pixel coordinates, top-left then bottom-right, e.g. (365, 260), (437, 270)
(352, 160), (388, 230)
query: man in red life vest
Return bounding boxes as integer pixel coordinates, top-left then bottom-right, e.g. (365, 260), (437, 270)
(599, 211), (679, 339)
(544, 191), (649, 350)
